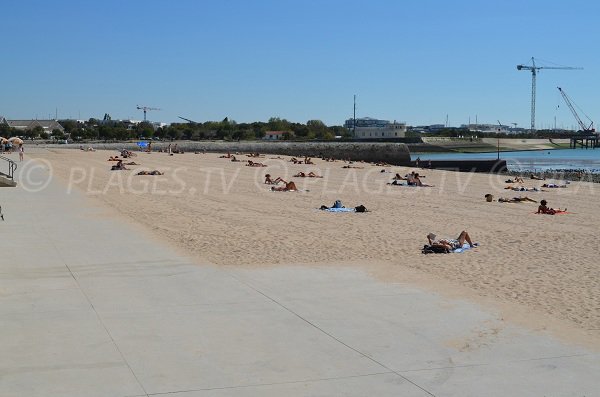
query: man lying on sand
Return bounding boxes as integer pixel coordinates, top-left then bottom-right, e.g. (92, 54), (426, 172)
(427, 231), (476, 250)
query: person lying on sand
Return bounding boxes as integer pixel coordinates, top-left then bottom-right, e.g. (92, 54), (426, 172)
(530, 174), (545, 180)
(247, 160), (267, 167)
(342, 165), (364, 169)
(271, 181), (298, 191)
(505, 186), (540, 192)
(219, 152), (232, 158)
(111, 160), (128, 171)
(107, 156), (121, 161)
(542, 183), (567, 188)
(293, 172), (322, 178)
(125, 162), (139, 165)
(537, 199), (566, 215)
(136, 170), (164, 175)
(498, 196), (537, 203)
(505, 176), (525, 183)
(427, 231), (475, 250)
(264, 174), (286, 184)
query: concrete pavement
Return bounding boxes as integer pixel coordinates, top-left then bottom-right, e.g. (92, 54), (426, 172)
(1, 160), (599, 396)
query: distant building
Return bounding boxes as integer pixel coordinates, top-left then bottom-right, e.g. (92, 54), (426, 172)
(344, 117), (406, 139)
(461, 123), (511, 134)
(1, 119), (65, 134)
(263, 131), (292, 140)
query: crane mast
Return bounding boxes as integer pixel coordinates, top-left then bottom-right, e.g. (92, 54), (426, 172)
(516, 57), (582, 131)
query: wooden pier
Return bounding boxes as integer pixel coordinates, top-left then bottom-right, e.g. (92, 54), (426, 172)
(569, 134), (599, 149)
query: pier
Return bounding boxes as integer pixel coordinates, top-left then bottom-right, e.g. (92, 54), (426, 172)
(569, 133), (599, 149)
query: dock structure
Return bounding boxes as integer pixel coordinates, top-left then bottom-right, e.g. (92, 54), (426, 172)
(569, 133), (599, 149)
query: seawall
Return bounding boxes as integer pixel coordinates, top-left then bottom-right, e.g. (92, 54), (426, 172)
(52, 141), (413, 166)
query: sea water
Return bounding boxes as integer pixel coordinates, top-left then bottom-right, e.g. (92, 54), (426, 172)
(411, 149), (600, 172)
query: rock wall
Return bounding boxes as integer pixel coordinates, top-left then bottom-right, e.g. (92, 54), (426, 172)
(61, 141), (413, 165)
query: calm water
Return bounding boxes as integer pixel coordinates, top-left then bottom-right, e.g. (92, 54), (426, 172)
(411, 149), (600, 172)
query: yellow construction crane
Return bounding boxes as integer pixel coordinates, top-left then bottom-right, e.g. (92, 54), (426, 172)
(136, 105), (160, 122)
(516, 57), (582, 131)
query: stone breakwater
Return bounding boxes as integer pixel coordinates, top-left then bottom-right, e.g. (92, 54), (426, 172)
(506, 169), (600, 183)
(53, 141), (413, 166)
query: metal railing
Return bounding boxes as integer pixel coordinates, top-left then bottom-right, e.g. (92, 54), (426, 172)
(0, 155), (17, 180)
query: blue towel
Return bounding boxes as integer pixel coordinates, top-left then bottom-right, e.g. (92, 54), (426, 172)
(324, 207), (355, 213)
(452, 243), (479, 253)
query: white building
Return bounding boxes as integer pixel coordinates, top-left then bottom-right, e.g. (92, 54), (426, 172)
(344, 117), (407, 139)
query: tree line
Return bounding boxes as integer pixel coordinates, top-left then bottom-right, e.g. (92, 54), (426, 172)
(2, 117), (351, 142)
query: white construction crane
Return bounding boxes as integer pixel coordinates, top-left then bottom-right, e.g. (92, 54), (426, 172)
(516, 57), (582, 131)
(136, 105), (160, 121)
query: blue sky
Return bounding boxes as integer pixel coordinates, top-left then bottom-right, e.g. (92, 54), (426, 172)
(2, 0), (599, 129)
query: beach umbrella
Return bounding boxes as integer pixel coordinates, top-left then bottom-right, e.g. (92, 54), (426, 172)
(8, 137), (23, 145)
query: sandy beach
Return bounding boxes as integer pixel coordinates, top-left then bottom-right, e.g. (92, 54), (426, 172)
(23, 147), (600, 347)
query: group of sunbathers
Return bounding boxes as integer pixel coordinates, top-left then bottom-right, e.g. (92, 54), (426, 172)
(388, 171), (432, 187)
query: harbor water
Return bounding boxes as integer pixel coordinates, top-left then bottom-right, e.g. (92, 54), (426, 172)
(411, 148), (600, 172)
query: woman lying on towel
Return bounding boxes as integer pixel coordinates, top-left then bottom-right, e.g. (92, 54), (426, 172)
(271, 181), (298, 192)
(537, 199), (566, 215)
(427, 231), (476, 251)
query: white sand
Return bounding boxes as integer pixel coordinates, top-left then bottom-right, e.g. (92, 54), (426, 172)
(25, 148), (600, 347)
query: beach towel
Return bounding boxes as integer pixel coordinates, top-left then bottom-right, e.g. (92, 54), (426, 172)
(323, 207), (355, 212)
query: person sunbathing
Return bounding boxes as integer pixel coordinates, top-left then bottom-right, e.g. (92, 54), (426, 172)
(342, 164), (364, 169)
(219, 152), (232, 158)
(231, 155), (241, 162)
(542, 183), (567, 188)
(304, 157), (314, 164)
(271, 181), (298, 191)
(530, 174), (545, 180)
(537, 199), (566, 215)
(136, 170), (164, 175)
(293, 171), (322, 178)
(107, 156), (121, 161)
(264, 174), (286, 184)
(498, 196), (537, 203)
(427, 231), (475, 250)
(125, 161), (139, 165)
(111, 160), (128, 171)
(505, 186), (540, 192)
(247, 160), (267, 167)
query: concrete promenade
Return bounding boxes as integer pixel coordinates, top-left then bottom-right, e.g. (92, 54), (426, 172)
(1, 160), (599, 396)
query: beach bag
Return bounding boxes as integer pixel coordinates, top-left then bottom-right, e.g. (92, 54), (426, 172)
(422, 244), (450, 254)
(355, 205), (367, 213)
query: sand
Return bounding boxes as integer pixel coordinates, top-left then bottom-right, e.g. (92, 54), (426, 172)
(23, 147), (600, 347)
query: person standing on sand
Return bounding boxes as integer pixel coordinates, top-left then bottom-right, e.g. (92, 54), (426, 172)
(18, 144), (24, 162)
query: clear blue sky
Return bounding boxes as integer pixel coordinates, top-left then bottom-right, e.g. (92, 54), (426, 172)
(2, 0), (599, 129)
